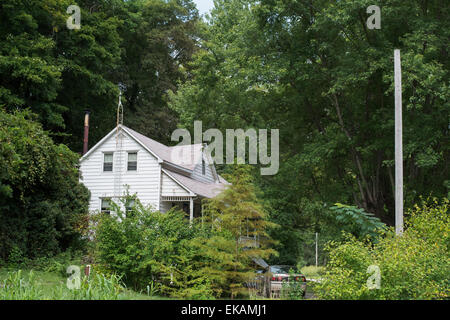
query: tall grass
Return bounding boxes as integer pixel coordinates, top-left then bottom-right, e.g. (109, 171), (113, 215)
(0, 270), (124, 300)
(0, 270), (42, 299)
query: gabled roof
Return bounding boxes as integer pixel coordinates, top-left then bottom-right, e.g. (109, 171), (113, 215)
(81, 125), (203, 171)
(122, 126), (202, 171)
(80, 126), (163, 163)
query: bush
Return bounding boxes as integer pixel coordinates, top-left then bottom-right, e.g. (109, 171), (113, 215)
(281, 270), (306, 300)
(93, 176), (277, 300)
(0, 109), (90, 262)
(92, 199), (201, 295)
(92, 196), (262, 300)
(316, 198), (449, 299)
(32, 250), (84, 277)
(330, 204), (387, 239)
(300, 265), (326, 278)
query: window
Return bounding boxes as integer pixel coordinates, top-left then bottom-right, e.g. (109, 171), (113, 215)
(127, 152), (137, 171)
(101, 198), (111, 214)
(125, 199), (135, 216)
(103, 153), (113, 172)
(125, 199), (135, 211)
(202, 158), (206, 175)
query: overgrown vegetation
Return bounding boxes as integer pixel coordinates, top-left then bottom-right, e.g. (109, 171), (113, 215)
(199, 165), (278, 298)
(0, 269), (125, 300)
(0, 109), (89, 264)
(0, 0), (448, 300)
(169, 0), (449, 265)
(300, 266), (326, 279)
(93, 166), (277, 299)
(316, 198), (449, 299)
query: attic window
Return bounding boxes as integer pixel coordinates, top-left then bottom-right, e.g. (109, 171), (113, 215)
(127, 152), (137, 171)
(202, 158), (205, 175)
(103, 153), (113, 172)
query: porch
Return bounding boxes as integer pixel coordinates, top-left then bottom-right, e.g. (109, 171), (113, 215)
(161, 195), (203, 221)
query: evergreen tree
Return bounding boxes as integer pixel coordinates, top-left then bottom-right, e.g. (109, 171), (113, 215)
(199, 165), (277, 298)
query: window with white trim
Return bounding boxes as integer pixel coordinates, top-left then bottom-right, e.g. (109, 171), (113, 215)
(103, 153), (113, 172)
(127, 152), (137, 171)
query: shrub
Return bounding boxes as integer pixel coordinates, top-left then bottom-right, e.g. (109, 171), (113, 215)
(37, 250), (83, 277)
(7, 246), (27, 268)
(300, 265), (326, 278)
(92, 199), (199, 294)
(93, 170), (278, 300)
(281, 270), (306, 300)
(316, 198), (449, 300)
(0, 109), (90, 262)
(330, 203), (387, 239)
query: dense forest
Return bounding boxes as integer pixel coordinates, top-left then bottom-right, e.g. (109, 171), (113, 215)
(0, 0), (448, 284)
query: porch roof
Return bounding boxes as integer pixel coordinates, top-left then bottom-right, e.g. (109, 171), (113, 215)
(164, 169), (229, 199)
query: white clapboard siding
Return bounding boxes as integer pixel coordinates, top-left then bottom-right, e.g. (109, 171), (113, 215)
(159, 201), (172, 213)
(80, 130), (160, 212)
(161, 172), (191, 196)
(190, 152), (216, 183)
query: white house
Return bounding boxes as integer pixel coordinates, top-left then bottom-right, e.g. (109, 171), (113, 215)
(79, 124), (229, 220)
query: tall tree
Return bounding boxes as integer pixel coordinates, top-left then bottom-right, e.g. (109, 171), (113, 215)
(113, 0), (200, 144)
(169, 0), (449, 263)
(201, 165), (277, 298)
(0, 0), (200, 151)
(0, 109), (89, 262)
(0, 0), (123, 150)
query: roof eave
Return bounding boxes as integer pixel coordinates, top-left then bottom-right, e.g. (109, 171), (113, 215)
(120, 125), (163, 163)
(162, 160), (194, 175)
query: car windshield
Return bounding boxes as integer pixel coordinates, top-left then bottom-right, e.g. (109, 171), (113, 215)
(269, 265), (295, 274)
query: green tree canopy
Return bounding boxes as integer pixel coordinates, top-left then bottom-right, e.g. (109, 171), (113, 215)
(0, 109), (89, 262)
(0, 0), (200, 151)
(169, 0), (449, 264)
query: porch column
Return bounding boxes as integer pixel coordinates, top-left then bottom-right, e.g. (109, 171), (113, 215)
(189, 197), (194, 223)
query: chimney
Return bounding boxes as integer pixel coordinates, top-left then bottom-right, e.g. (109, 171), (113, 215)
(83, 110), (90, 155)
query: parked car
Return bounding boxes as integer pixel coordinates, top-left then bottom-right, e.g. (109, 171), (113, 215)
(268, 265), (307, 298)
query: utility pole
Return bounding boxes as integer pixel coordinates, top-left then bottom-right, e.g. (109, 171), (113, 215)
(315, 232), (318, 267)
(394, 49), (403, 235)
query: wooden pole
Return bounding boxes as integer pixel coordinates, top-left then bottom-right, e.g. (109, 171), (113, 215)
(394, 49), (403, 235)
(315, 232), (318, 267)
